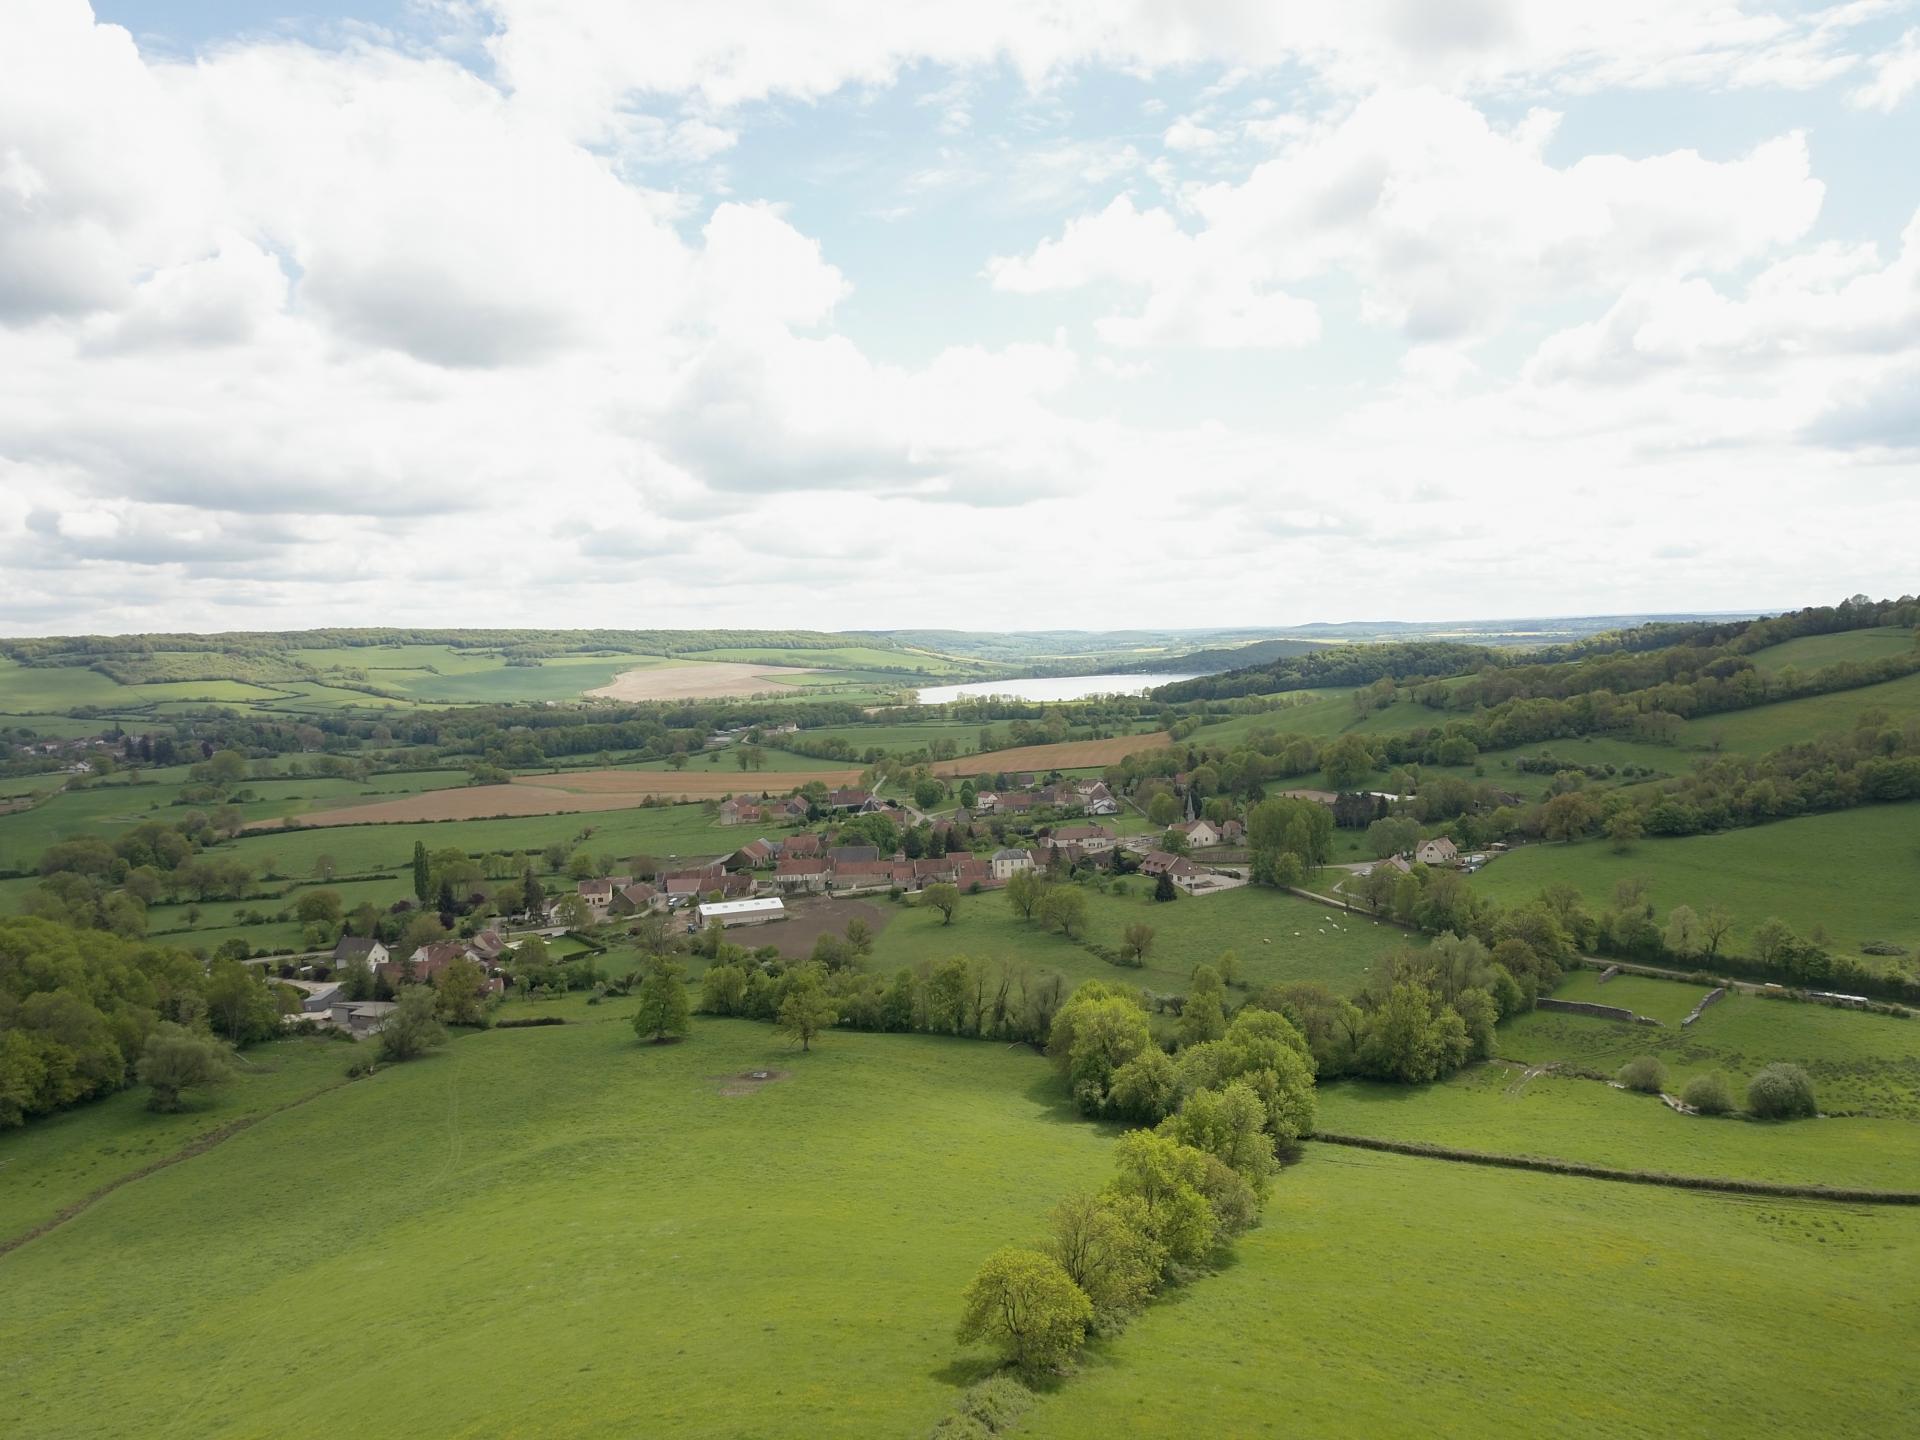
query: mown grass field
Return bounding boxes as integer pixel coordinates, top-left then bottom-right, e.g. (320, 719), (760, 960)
(866, 885), (1420, 999)
(1018, 1145), (1920, 1439)
(1469, 803), (1920, 957)
(1316, 1064), (1920, 1190)
(0, 1017), (1114, 1440)
(1500, 984), (1920, 1118)
(1747, 626), (1918, 672)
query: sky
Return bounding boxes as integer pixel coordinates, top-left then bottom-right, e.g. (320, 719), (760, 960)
(1, 1), (1917, 637)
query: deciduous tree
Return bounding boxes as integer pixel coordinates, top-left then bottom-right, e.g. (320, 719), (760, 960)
(956, 1248), (1092, 1375)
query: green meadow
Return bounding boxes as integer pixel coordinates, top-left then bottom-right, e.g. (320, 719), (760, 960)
(1019, 1145), (1920, 1440)
(1469, 803), (1920, 956)
(0, 1018), (1111, 1440)
(1678, 668), (1920, 752)
(1746, 626), (1918, 672)
(1316, 1063), (1920, 1190)
(865, 885), (1419, 999)
(0, 1036), (352, 1242)
(1500, 984), (1920, 1118)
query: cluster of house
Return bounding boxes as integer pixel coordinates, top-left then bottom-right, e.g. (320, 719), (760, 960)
(1364, 836), (1469, 877)
(280, 930), (518, 1037)
(974, 777), (1119, 816)
(717, 787), (908, 827)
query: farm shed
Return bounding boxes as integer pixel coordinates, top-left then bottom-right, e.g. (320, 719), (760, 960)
(697, 897), (789, 928)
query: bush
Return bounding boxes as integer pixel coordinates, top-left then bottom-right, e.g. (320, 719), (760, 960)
(955, 1375), (1033, 1432)
(1682, 1072), (1735, 1115)
(1746, 1063), (1817, 1119)
(927, 1418), (993, 1440)
(495, 1015), (567, 1029)
(1616, 1055), (1668, 1094)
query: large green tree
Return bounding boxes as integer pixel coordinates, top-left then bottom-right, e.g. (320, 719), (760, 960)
(956, 1248), (1092, 1376)
(632, 957), (692, 1042)
(135, 1024), (232, 1113)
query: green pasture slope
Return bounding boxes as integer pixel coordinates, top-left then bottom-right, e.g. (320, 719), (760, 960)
(1317, 1063), (1920, 1190)
(1019, 1145), (1920, 1440)
(1501, 983), (1920, 1118)
(0, 1017), (1112, 1440)
(0, 1037), (352, 1243)
(867, 885), (1420, 999)
(1470, 803), (1920, 957)
(1747, 625), (1918, 672)
(1678, 668), (1920, 752)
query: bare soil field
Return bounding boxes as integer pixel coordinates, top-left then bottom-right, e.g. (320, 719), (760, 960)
(752, 895), (894, 960)
(586, 662), (819, 701)
(933, 732), (1171, 777)
(246, 768), (862, 829)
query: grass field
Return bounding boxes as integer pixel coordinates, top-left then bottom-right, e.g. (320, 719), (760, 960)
(0, 1036), (352, 1243)
(245, 767), (863, 829)
(933, 733), (1171, 778)
(1553, 969), (1716, 1025)
(1500, 984), (1920, 1118)
(1470, 804), (1920, 956)
(866, 885), (1420, 999)
(1678, 669), (1920, 753)
(0, 1017), (1113, 1439)
(1018, 1145), (1920, 1439)
(1316, 1064), (1920, 1190)
(1747, 626), (1918, 673)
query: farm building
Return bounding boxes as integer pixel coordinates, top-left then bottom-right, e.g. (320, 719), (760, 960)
(696, 897), (788, 928)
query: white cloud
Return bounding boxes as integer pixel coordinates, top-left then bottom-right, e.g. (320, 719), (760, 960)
(1849, 26), (1920, 110)
(996, 92), (1822, 346)
(0, 0), (1915, 633)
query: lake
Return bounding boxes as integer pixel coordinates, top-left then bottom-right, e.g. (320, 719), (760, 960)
(914, 673), (1197, 704)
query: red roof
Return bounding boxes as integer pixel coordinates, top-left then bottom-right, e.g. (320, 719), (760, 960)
(776, 856), (830, 875)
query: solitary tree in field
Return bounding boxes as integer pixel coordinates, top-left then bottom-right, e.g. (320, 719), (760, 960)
(1039, 885), (1088, 938)
(666, 751), (688, 771)
(312, 853), (338, 882)
(136, 1024), (232, 1113)
(631, 957), (691, 1043)
(1120, 922), (1155, 966)
(922, 882), (960, 925)
(411, 841), (430, 904)
(1005, 870), (1042, 922)
(776, 971), (839, 1052)
(956, 1248), (1092, 1376)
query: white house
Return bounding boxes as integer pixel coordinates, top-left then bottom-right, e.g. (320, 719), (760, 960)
(990, 847), (1034, 881)
(1416, 836), (1460, 866)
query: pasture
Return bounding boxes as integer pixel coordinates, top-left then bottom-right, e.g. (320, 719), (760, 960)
(0, 1017), (1112, 1440)
(866, 885), (1419, 999)
(1677, 669), (1920, 753)
(1500, 984), (1920, 1118)
(1018, 1146), (1920, 1439)
(1316, 1065), (1920, 1190)
(1469, 803), (1920, 957)
(1746, 626), (1918, 672)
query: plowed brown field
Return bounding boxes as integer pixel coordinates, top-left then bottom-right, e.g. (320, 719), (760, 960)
(933, 732), (1170, 778)
(245, 767), (861, 829)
